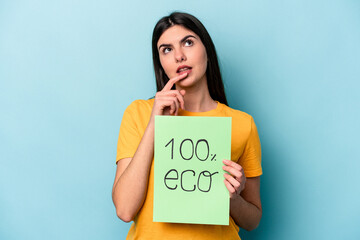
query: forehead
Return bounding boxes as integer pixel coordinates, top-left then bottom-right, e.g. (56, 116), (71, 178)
(157, 25), (198, 47)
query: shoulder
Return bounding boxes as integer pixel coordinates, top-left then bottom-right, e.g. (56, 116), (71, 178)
(219, 103), (258, 137)
(220, 103), (254, 123)
(120, 99), (154, 129)
(125, 98), (155, 113)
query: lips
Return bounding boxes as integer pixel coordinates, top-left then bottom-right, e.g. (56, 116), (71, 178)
(177, 65), (192, 73)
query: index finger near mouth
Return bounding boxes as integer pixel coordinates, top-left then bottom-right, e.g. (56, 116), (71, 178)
(161, 73), (188, 92)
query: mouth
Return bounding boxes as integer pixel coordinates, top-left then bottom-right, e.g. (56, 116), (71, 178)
(177, 65), (192, 75)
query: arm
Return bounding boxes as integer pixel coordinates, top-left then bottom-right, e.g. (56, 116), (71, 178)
(112, 123), (155, 222)
(223, 160), (262, 231)
(112, 73), (188, 222)
(230, 177), (262, 231)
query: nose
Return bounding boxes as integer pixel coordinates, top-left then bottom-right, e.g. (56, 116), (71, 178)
(174, 48), (186, 63)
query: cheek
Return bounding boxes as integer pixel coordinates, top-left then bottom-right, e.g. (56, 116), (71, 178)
(197, 49), (208, 73)
(159, 57), (172, 76)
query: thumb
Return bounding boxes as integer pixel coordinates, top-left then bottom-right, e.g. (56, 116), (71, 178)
(180, 90), (186, 96)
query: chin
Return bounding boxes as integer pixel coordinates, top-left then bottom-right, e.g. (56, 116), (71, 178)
(176, 76), (197, 88)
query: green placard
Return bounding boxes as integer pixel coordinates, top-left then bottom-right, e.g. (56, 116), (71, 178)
(154, 116), (231, 225)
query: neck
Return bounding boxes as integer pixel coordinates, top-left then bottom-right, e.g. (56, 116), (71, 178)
(176, 77), (217, 112)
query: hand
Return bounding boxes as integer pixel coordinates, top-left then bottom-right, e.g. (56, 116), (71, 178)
(151, 73), (187, 118)
(222, 159), (246, 199)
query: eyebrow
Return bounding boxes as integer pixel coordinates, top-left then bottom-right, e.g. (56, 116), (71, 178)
(158, 35), (197, 50)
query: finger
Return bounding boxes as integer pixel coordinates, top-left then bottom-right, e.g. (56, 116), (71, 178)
(224, 173), (241, 190)
(222, 159), (242, 171)
(159, 91), (184, 110)
(162, 73), (188, 92)
(179, 90), (186, 110)
(159, 99), (176, 115)
(168, 101), (176, 115)
(178, 90), (186, 109)
(172, 97), (179, 115)
(164, 96), (179, 115)
(222, 165), (243, 180)
(224, 179), (236, 196)
(172, 90), (185, 110)
(163, 90), (184, 110)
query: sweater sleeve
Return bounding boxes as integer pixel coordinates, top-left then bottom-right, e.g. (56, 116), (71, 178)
(237, 116), (262, 177)
(116, 101), (142, 164)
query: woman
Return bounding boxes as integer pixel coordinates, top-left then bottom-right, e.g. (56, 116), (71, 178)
(112, 12), (262, 239)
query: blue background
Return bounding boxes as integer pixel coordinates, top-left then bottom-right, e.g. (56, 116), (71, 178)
(1, 0), (359, 239)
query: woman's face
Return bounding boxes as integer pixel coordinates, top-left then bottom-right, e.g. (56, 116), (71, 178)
(157, 25), (208, 88)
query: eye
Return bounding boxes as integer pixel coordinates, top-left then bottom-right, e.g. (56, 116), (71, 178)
(163, 47), (171, 54)
(184, 39), (193, 46)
